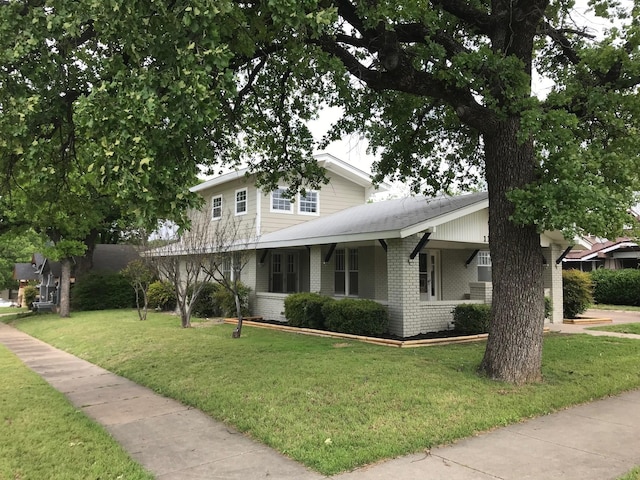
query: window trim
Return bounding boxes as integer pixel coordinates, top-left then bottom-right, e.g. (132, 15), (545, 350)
(270, 187), (293, 214)
(235, 188), (248, 216)
(211, 194), (223, 221)
(298, 190), (319, 216)
(334, 248), (358, 296)
(477, 251), (492, 266)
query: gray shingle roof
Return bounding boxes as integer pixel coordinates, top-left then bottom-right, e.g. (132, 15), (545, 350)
(257, 192), (488, 248)
(13, 263), (39, 281)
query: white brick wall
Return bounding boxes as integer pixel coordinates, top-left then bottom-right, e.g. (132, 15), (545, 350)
(386, 238), (421, 337)
(254, 293), (287, 322)
(441, 250), (478, 300)
(417, 300), (484, 334)
(469, 282), (492, 303)
(309, 246), (322, 293)
(542, 244), (564, 324)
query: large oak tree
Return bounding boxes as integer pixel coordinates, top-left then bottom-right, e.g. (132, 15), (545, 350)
(2, 0), (639, 382)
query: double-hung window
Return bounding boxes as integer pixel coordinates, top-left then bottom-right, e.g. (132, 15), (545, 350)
(235, 188), (247, 215)
(298, 190), (319, 215)
(211, 195), (222, 220)
(334, 248), (358, 295)
(271, 188), (292, 213)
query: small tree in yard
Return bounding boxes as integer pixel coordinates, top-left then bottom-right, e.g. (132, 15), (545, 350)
(151, 221), (218, 328)
(200, 213), (255, 338)
(121, 259), (156, 321)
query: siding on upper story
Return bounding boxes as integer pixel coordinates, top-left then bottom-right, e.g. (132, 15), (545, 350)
(258, 171), (368, 235)
(190, 170), (370, 240)
(188, 175), (259, 240)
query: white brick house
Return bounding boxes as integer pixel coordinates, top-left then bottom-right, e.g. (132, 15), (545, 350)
(165, 153), (576, 337)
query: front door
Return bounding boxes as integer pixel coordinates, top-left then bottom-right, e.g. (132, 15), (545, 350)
(419, 250), (440, 301)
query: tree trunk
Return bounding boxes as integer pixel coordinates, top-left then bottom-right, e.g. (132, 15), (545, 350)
(232, 289), (243, 338)
(59, 257), (72, 318)
(479, 118), (545, 384)
(141, 288), (148, 321)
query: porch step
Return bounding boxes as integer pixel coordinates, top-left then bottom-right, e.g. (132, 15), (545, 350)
(563, 317), (612, 325)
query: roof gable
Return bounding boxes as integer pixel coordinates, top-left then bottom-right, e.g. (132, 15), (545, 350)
(565, 237), (638, 261)
(190, 154), (388, 195)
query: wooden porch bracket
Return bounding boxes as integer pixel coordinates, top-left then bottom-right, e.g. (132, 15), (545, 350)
(378, 239), (388, 252)
(324, 243), (337, 263)
(465, 249), (480, 267)
(556, 246), (573, 265)
(259, 249), (269, 265)
(409, 232), (431, 260)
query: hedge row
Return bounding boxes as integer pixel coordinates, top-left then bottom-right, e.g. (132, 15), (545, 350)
(284, 293), (388, 336)
(590, 268), (640, 306)
(71, 272), (136, 311)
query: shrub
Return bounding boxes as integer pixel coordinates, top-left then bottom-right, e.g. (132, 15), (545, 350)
(71, 272), (135, 311)
(212, 282), (251, 318)
(562, 269), (593, 319)
(452, 304), (491, 335)
(284, 293), (334, 329)
(23, 285), (38, 308)
(189, 282), (220, 318)
(591, 268), (640, 306)
(544, 297), (552, 320)
(322, 298), (388, 336)
(147, 280), (176, 311)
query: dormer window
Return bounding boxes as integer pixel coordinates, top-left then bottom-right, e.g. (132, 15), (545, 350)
(271, 188), (292, 213)
(212, 195), (222, 220)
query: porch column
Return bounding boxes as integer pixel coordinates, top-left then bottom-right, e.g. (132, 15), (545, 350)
(542, 243), (564, 324)
(309, 246), (322, 293)
(386, 237), (421, 337)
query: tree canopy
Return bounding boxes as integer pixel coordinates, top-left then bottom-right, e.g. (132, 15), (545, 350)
(2, 0), (639, 381)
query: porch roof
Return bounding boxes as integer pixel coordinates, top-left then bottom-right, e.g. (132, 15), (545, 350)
(563, 237), (638, 262)
(256, 192), (489, 249)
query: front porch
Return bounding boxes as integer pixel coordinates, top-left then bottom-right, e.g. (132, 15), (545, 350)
(246, 194), (568, 337)
(251, 237), (505, 337)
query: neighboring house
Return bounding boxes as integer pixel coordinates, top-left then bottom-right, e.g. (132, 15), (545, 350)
(10, 263), (40, 307)
(563, 236), (640, 271)
(160, 154), (578, 337)
(14, 245), (140, 309)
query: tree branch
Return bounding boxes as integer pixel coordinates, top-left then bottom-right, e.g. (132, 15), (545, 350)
(313, 35), (498, 134)
(430, 0), (494, 35)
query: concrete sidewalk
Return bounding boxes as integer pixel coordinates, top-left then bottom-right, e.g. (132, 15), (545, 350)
(1, 316), (639, 480)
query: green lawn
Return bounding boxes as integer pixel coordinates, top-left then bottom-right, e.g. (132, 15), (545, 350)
(6, 310), (640, 475)
(589, 323), (640, 335)
(619, 467), (640, 480)
(590, 304), (640, 312)
(0, 343), (153, 480)
(0, 306), (27, 314)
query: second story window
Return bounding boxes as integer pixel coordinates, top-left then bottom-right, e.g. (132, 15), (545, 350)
(235, 188), (247, 215)
(299, 191), (318, 215)
(212, 195), (222, 220)
(271, 188), (292, 213)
